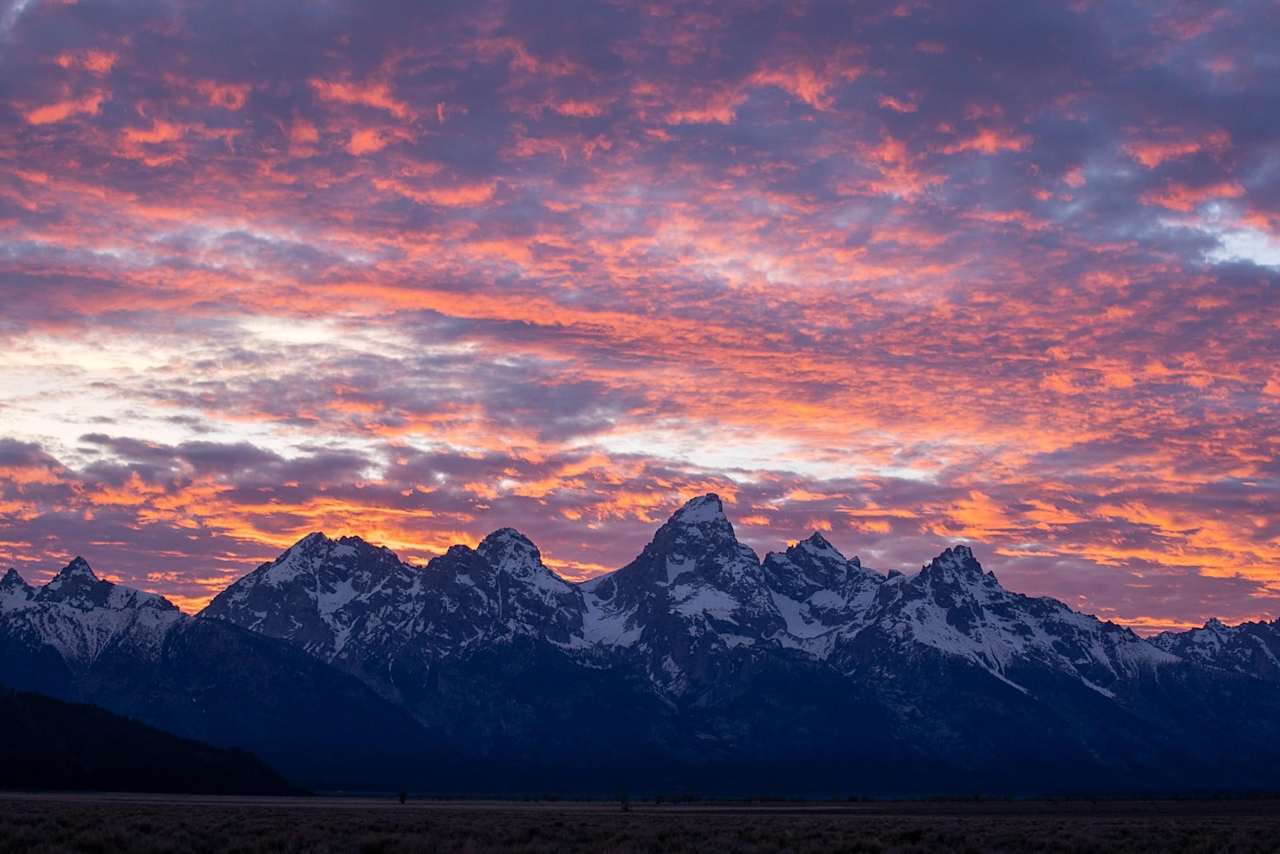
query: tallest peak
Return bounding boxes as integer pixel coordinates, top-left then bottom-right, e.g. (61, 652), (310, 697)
(55, 556), (99, 581)
(670, 493), (727, 525)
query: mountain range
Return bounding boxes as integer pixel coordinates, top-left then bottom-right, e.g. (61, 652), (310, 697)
(4, 494), (1280, 796)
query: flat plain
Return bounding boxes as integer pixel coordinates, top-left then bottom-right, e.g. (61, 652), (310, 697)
(3, 793), (1280, 853)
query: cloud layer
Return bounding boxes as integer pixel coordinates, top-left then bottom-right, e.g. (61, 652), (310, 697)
(1, 0), (1277, 629)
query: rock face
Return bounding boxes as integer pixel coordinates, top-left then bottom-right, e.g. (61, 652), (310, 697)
(10, 494), (1280, 795)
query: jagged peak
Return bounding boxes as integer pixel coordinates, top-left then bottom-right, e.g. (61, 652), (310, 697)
(921, 544), (990, 581)
(443, 543), (480, 560)
(1204, 617), (1228, 631)
(33, 557), (177, 612)
(0, 568), (34, 610)
(478, 527), (539, 554)
(271, 532), (390, 565)
(477, 528), (547, 572)
(50, 556), (99, 584)
(424, 543), (494, 580)
(293, 531), (332, 549)
(475, 529), (579, 596)
(669, 493), (728, 526)
(241, 532), (398, 594)
(794, 531), (846, 561)
(264, 532), (334, 566)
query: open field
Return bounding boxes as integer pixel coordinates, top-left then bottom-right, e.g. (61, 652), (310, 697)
(3, 793), (1280, 853)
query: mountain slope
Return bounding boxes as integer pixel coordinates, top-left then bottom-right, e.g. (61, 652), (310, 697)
(203, 533), (675, 766)
(580, 495), (787, 696)
(0, 560), (444, 790)
(761, 532), (882, 651)
(1150, 618), (1280, 682)
(1, 558), (182, 671)
(0, 687), (300, 795)
(832, 545), (1175, 695)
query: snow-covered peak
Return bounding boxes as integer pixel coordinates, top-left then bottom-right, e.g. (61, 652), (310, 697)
(1148, 617), (1280, 682)
(644, 493), (742, 560)
(1152, 620), (1235, 655)
(202, 530), (426, 661)
(248, 532), (392, 590)
(904, 546), (1009, 609)
(441, 543), (479, 563)
(669, 493), (728, 526)
(480, 526), (535, 547)
(760, 532), (882, 646)
(39, 559), (177, 613)
(846, 544), (1177, 695)
(0, 568), (34, 611)
(920, 544), (988, 581)
(938, 543), (976, 562)
(241, 533), (408, 602)
(795, 532), (852, 563)
(1, 558), (182, 666)
(580, 493), (782, 686)
(766, 534), (850, 581)
(477, 528), (542, 575)
(280, 530), (381, 560)
(1, 567), (29, 588)
(476, 527), (579, 599)
(48, 556), (98, 583)
(39, 558), (121, 608)
(285, 530), (339, 556)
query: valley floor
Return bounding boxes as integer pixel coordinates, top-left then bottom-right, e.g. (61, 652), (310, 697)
(3, 792), (1280, 853)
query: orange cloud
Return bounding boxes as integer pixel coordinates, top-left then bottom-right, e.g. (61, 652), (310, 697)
(345, 126), (412, 155)
(940, 127), (1031, 155)
(748, 53), (863, 111)
(373, 177), (498, 206)
(55, 50), (118, 74)
(24, 91), (106, 124)
(311, 78), (413, 119)
(1140, 180), (1245, 212)
(554, 99), (609, 117)
(1124, 130), (1230, 168)
(878, 94), (918, 113)
(197, 80), (252, 110)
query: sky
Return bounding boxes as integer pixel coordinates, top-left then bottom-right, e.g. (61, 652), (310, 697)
(1, 0), (1278, 631)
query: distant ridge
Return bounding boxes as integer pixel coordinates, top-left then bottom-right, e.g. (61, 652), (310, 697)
(0, 686), (302, 795)
(5, 493), (1280, 796)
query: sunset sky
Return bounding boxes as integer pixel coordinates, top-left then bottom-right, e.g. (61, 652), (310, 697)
(1, 0), (1277, 630)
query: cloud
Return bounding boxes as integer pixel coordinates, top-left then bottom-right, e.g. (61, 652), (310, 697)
(0, 0), (1278, 629)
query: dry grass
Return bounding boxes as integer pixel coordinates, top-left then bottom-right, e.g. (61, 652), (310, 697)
(2, 795), (1280, 853)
